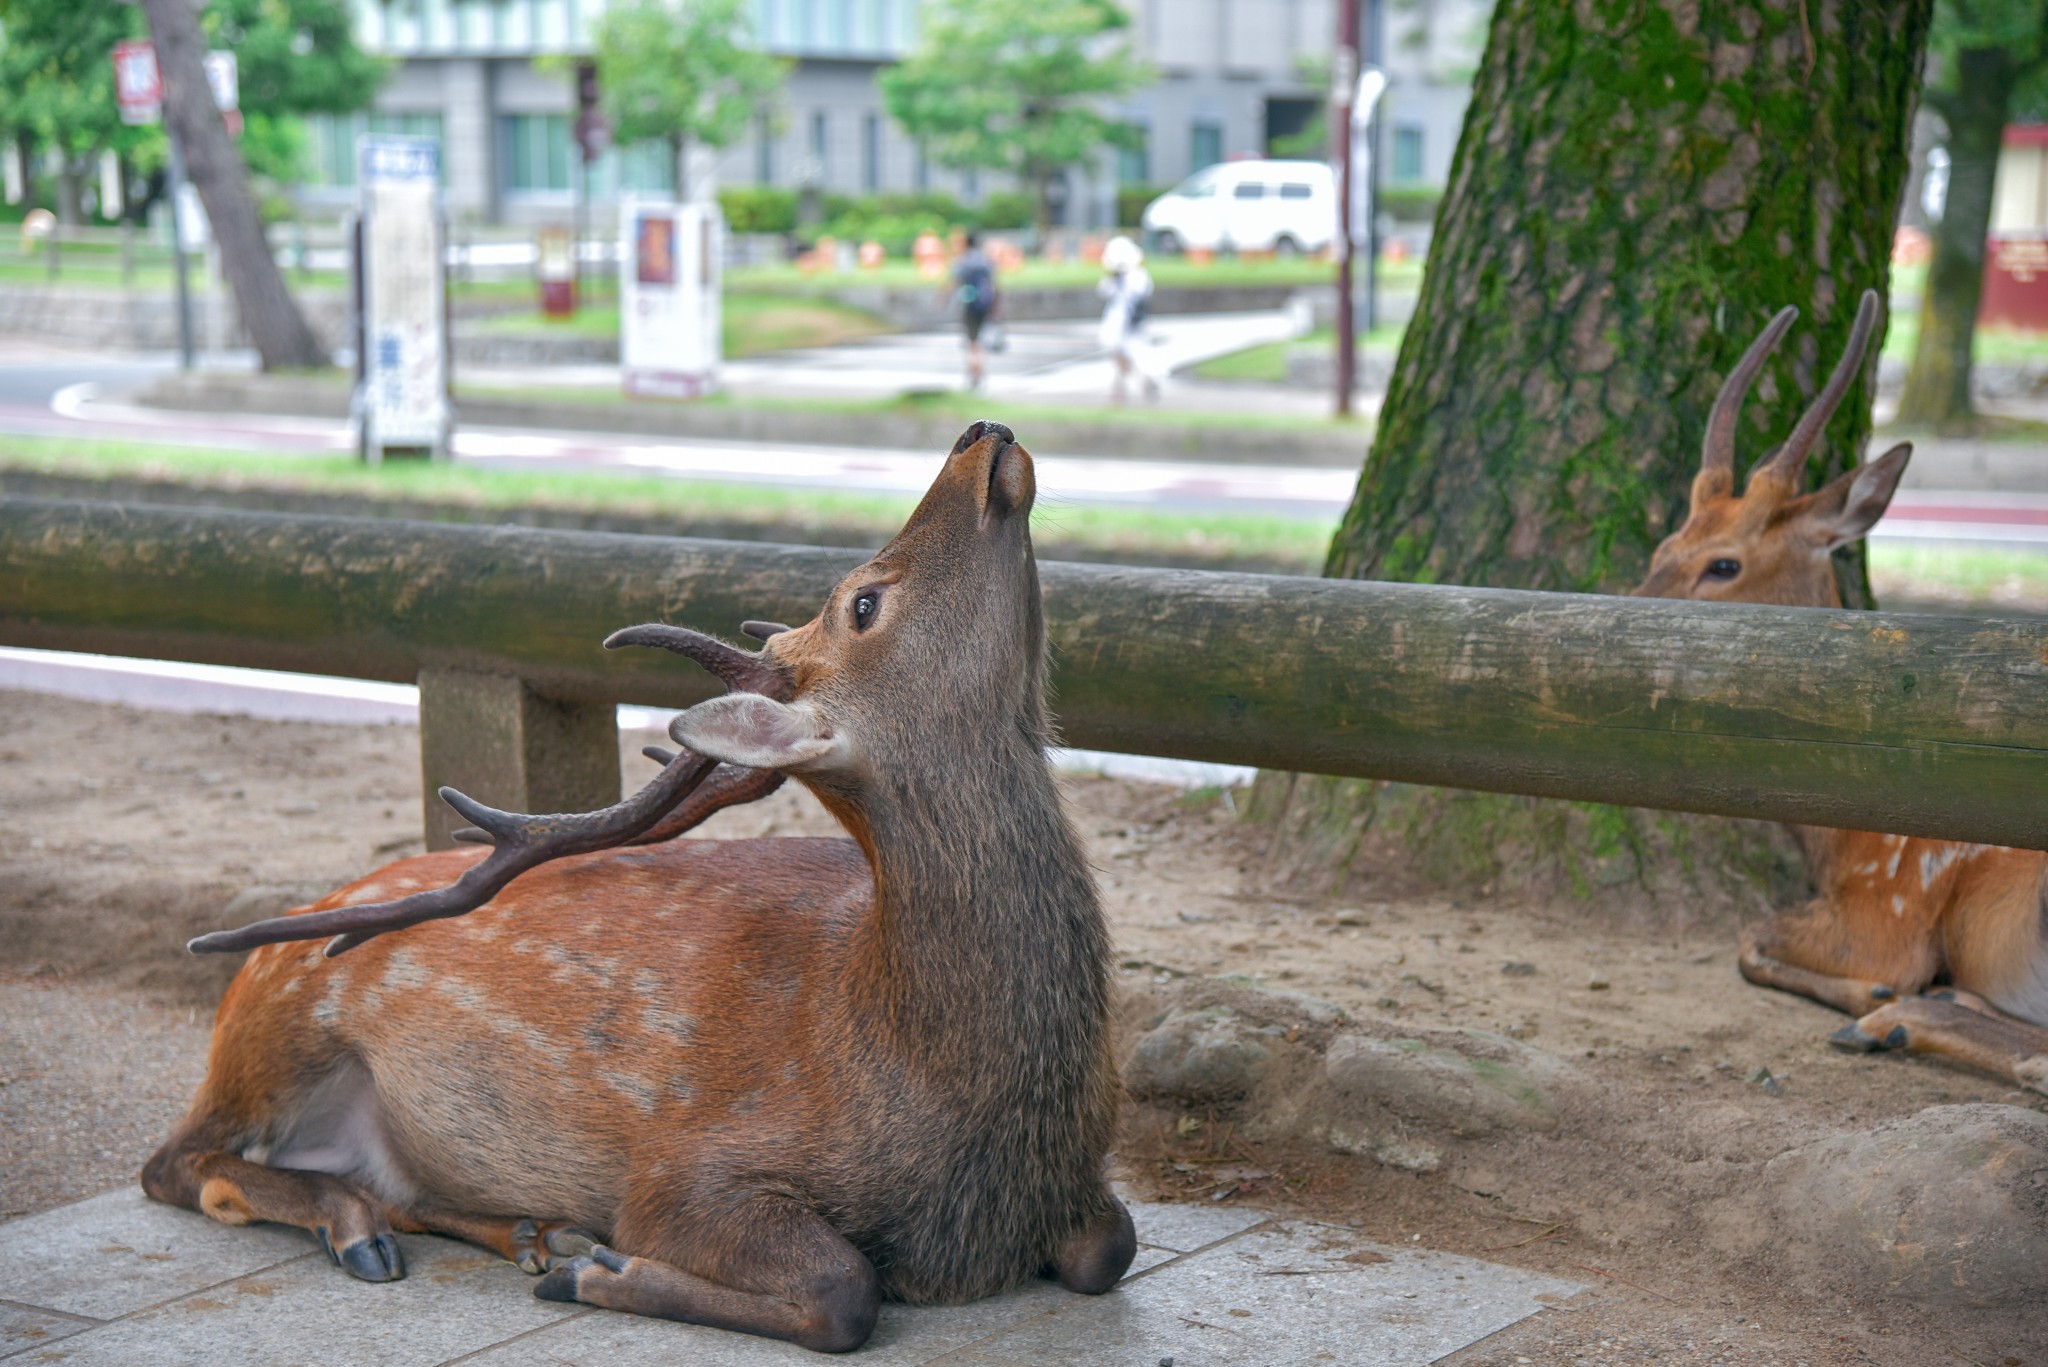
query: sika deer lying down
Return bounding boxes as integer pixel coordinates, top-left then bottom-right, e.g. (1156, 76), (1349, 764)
(147, 422), (1136, 1353)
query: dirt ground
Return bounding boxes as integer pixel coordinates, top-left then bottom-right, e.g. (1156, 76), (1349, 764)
(2, 687), (2043, 1365)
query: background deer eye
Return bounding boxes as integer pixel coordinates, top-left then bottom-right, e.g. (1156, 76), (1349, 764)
(1706, 558), (1741, 579)
(853, 593), (879, 630)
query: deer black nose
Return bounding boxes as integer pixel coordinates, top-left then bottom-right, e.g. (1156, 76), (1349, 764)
(952, 420), (1015, 455)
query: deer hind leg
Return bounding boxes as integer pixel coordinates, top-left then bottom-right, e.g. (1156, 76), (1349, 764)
(533, 1197), (881, 1354)
(1831, 994), (2048, 1095)
(141, 1118), (407, 1282)
(1737, 899), (1940, 1016)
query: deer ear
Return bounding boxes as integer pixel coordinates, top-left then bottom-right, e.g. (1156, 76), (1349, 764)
(670, 694), (852, 773)
(1800, 442), (1912, 550)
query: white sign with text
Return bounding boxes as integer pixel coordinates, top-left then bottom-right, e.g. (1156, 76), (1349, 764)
(355, 136), (449, 459)
(620, 199), (723, 400)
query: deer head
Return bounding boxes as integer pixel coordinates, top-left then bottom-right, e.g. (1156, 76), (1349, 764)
(1634, 289), (1912, 607)
(670, 419), (1047, 799)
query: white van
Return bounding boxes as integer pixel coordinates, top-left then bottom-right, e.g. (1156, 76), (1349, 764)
(1140, 159), (1337, 255)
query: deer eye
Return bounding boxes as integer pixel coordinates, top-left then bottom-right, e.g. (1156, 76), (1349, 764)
(1705, 558), (1741, 580)
(852, 591), (880, 631)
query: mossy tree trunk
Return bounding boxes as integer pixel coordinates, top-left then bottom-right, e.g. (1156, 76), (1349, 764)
(1252, 0), (1934, 922)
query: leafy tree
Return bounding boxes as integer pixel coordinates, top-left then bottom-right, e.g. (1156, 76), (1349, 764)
(1895, 0), (2048, 432)
(0, 0), (150, 221)
(880, 0), (1147, 235)
(572, 0), (788, 199)
(1251, 0), (1934, 916)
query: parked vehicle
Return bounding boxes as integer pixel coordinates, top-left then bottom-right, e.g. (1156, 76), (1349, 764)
(1141, 159), (1337, 255)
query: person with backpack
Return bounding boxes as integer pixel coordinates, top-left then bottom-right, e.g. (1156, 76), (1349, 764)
(953, 232), (1000, 391)
(1097, 235), (1157, 404)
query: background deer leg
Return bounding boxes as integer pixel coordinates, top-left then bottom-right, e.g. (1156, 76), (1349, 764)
(387, 1202), (603, 1274)
(1737, 901), (1939, 1015)
(141, 1120), (406, 1281)
(1832, 994), (2048, 1095)
(533, 1198), (880, 1353)
(1046, 1191), (1135, 1294)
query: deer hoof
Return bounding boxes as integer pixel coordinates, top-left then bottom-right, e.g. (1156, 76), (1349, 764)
(319, 1228), (405, 1282)
(1829, 1023), (1884, 1053)
(510, 1219), (602, 1274)
(533, 1245), (629, 1303)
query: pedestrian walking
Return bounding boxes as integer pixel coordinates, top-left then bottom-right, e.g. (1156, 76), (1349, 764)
(1097, 235), (1157, 404)
(953, 232), (999, 390)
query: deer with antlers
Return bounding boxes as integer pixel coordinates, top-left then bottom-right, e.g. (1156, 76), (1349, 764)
(1637, 289), (2048, 1095)
(144, 421), (1137, 1353)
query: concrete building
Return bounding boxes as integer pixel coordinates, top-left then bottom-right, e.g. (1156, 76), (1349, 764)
(300, 0), (1492, 228)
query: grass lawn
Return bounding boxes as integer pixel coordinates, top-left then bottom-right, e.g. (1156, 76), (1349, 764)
(1193, 325), (1407, 384)
(0, 433), (1336, 571)
(471, 294), (893, 357)
(449, 379), (1371, 437)
(1867, 542), (2048, 610)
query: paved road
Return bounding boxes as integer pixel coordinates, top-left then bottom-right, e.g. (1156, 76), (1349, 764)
(4, 343), (2048, 542)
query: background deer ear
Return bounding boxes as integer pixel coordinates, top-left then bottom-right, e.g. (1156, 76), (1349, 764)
(1799, 442), (1912, 550)
(670, 695), (851, 773)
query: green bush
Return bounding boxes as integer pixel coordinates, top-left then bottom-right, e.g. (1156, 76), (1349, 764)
(720, 186), (799, 234)
(975, 190), (1035, 230)
(1378, 186), (1442, 224)
(1116, 183), (1164, 229)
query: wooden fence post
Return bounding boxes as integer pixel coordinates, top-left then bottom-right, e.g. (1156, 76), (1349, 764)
(415, 669), (620, 850)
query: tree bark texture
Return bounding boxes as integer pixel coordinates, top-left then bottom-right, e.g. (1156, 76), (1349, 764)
(140, 0), (326, 371)
(1259, 0), (1934, 921)
(1895, 47), (2014, 432)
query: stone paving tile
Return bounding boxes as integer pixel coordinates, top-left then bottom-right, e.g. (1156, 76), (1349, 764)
(1116, 1194), (1272, 1254)
(0, 1300), (96, 1360)
(975, 1220), (1583, 1367)
(23, 1233), (578, 1367)
(0, 1188), (308, 1321)
(455, 1244), (1183, 1367)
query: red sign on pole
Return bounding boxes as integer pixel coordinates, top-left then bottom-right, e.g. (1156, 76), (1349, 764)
(112, 41), (162, 126)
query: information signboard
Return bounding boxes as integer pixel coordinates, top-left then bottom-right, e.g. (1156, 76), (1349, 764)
(112, 41), (162, 126)
(620, 199), (723, 399)
(354, 136), (450, 461)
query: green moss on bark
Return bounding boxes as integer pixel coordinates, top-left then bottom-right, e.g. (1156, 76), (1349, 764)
(1256, 0), (1933, 920)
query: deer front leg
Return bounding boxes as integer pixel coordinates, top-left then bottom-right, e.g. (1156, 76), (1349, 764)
(390, 1202), (603, 1274)
(534, 1197), (880, 1354)
(142, 1126), (404, 1282)
(1831, 993), (2048, 1095)
(1737, 901), (1940, 1016)
(1047, 1191), (1136, 1294)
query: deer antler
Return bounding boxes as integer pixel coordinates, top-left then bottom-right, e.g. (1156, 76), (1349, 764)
(189, 623), (794, 958)
(1754, 287), (1882, 485)
(1700, 304), (1799, 497)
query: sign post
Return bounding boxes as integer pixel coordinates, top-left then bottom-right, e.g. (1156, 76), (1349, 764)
(353, 136), (450, 462)
(620, 198), (723, 400)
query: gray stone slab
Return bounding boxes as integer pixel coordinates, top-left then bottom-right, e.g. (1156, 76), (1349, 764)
(971, 1219), (1584, 1367)
(457, 1243), (1183, 1367)
(24, 1233), (579, 1367)
(1123, 1198), (1273, 1254)
(0, 1301), (96, 1360)
(0, 1189), (309, 1321)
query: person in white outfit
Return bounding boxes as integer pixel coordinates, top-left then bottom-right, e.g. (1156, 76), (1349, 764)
(1097, 235), (1157, 404)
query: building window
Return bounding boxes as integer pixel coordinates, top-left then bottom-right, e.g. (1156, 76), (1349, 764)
(862, 114), (880, 191)
(810, 111), (829, 181)
(756, 112), (776, 184)
(1393, 124), (1424, 183)
(964, 167), (979, 201)
(304, 112), (445, 188)
(1190, 121), (1222, 172)
(501, 113), (573, 192)
(864, 0), (889, 50)
(827, 0), (852, 47)
(1118, 125), (1149, 184)
(915, 142), (929, 191)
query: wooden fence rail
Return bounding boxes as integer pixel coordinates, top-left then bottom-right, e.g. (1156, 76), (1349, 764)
(4, 498), (2046, 851)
